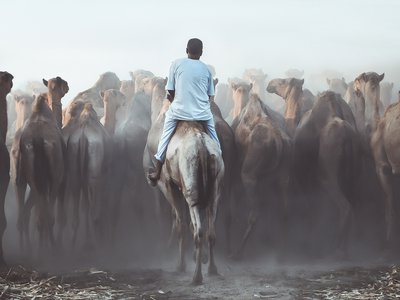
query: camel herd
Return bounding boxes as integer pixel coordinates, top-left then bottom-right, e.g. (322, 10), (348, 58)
(0, 68), (399, 284)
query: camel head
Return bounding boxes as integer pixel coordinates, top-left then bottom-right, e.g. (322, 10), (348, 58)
(79, 103), (98, 123)
(354, 72), (384, 95)
(94, 72), (121, 92)
(120, 80), (135, 101)
(326, 77), (348, 98)
(43, 76), (69, 98)
(129, 69), (155, 94)
(101, 89), (126, 111)
(267, 78), (304, 100)
(63, 100), (85, 126)
(0, 71), (14, 96)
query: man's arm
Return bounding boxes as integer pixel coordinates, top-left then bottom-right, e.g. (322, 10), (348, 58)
(167, 90), (175, 102)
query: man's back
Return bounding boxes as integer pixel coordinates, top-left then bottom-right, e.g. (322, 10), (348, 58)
(167, 58), (214, 121)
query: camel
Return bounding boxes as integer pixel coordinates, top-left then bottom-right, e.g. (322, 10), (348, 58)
(380, 82), (394, 108)
(267, 77), (315, 137)
(15, 93), (65, 250)
(13, 76), (68, 250)
(0, 71), (13, 266)
(326, 77), (348, 98)
(243, 69), (268, 102)
(293, 91), (358, 255)
(120, 80), (135, 102)
(145, 95), (224, 285)
(42, 77), (69, 129)
(229, 82), (291, 258)
(228, 80), (253, 124)
(353, 72), (385, 136)
(100, 89), (126, 135)
(65, 103), (110, 248)
(67, 71), (121, 119)
(353, 72), (400, 245)
(129, 69), (154, 94)
(6, 93), (34, 145)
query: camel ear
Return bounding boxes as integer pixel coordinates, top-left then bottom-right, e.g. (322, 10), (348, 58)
(378, 73), (385, 82)
(100, 91), (105, 98)
(230, 83), (238, 90)
(326, 78), (331, 85)
(42, 79), (48, 87)
(360, 73), (367, 81)
(14, 95), (20, 102)
(249, 83), (253, 90)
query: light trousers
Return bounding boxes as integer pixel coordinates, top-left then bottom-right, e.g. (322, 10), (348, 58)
(154, 113), (221, 162)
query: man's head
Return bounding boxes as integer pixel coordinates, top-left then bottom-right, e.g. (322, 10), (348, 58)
(186, 38), (203, 59)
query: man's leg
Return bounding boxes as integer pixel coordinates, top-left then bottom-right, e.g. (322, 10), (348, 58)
(205, 118), (221, 150)
(148, 113), (178, 184)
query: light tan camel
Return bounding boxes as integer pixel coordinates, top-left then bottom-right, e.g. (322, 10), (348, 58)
(145, 90), (224, 285)
(0, 71), (13, 266)
(67, 72), (121, 119)
(100, 89), (126, 135)
(267, 77), (315, 137)
(353, 72), (400, 245)
(243, 69), (267, 102)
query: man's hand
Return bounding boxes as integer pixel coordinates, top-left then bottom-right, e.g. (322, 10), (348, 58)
(167, 90), (175, 102)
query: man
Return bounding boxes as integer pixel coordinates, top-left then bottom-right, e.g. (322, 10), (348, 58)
(148, 38), (221, 185)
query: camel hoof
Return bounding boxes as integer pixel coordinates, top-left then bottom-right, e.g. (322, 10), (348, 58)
(229, 252), (243, 261)
(208, 265), (219, 276)
(176, 264), (186, 273)
(191, 275), (203, 286)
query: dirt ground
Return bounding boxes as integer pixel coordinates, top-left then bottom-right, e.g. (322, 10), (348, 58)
(1, 259), (400, 299)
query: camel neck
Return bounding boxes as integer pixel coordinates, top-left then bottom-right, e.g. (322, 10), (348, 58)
(0, 94), (7, 144)
(232, 93), (249, 120)
(103, 104), (117, 135)
(284, 87), (303, 136)
(47, 93), (63, 129)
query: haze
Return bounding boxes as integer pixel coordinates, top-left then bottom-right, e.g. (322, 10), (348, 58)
(2, 0), (400, 102)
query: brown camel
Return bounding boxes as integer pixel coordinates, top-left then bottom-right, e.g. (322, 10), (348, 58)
(66, 103), (110, 248)
(145, 88), (224, 285)
(0, 71), (13, 266)
(42, 77), (69, 129)
(16, 93), (65, 250)
(293, 91), (358, 255)
(14, 76), (68, 250)
(231, 92), (291, 258)
(229, 80), (253, 123)
(266, 77), (315, 137)
(326, 77), (348, 98)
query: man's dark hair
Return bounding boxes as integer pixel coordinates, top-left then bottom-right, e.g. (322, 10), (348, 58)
(187, 38), (203, 56)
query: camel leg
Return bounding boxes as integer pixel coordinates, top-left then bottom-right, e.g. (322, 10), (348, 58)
(14, 181), (27, 249)
(376, 166), (394, 244)
(56, 180), (66, 249)
(165, 183), (187, 273)
(0, 146), (10, 267)
(71, 189), (81, 249)
(190, 205), (206, 285)
(235, 177), (259, 259)
(208, 199), (219, 276)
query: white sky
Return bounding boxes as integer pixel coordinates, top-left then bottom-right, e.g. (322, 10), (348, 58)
(1, 0), (400, 102)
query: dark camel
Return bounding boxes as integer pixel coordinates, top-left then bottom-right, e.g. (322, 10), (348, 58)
(0, 71), (13, 266)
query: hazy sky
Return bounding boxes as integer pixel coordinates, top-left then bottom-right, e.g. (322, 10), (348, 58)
(2, 0), (400, 101)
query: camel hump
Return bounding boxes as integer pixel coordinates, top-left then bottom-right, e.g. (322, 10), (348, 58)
(176, 120), (207, 134)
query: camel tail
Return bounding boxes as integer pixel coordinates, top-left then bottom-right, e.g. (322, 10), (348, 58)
(78, 133), (89, 186)
(33, 137), (50, 194)
(193, 136), (215, 210)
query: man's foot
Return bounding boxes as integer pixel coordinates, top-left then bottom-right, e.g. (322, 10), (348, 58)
(148, 159), (163, 186)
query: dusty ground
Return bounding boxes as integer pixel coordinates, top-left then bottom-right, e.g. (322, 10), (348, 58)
(1, 259), (400, 299)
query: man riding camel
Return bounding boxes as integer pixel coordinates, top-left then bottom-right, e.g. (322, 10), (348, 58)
(148, 38), (221, 185)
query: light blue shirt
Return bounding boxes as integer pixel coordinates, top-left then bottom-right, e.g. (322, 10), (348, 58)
(166, 57), (215, 121)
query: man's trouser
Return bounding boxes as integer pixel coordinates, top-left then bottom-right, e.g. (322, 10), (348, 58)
(154, 113), (221, 162)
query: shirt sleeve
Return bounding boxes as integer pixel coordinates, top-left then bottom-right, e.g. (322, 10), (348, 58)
(166, 61), (176, 91)
(207, 71), (215, 96)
